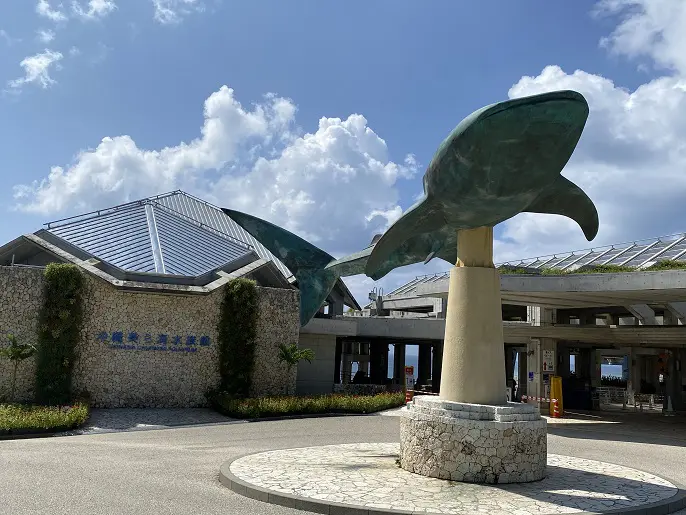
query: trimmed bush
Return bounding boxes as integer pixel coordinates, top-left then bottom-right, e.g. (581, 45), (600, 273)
(644, 260), (686, 271)
(35, 264), (84, 406)
(217, 278), (258, 397)
(0, 402), (89, 435)
(209, 392), (406, 419)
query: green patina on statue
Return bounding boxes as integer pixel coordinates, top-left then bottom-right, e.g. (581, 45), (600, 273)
(223, 90), (598, 326)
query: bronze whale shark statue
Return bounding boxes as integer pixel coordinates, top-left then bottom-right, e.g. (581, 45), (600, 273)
(223, 89), (598, 326)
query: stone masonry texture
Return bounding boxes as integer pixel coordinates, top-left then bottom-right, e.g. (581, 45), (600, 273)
(0, 266), (300, 407)
(400, 396), (547, 484)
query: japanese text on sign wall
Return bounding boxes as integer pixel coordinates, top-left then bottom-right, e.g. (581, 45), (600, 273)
(96, 331), (211, 353)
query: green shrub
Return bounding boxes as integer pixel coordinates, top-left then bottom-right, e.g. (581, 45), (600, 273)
(35, 264), (84, 406)
(0, 334), (36, 401)
(498, 266), (540, 275)
(0, 402), (89, 434)
(644, 260), (686, 271)
(575, 264), (636, 274)
(277, 343), (315, 395)
(540, 268), (568, 275)
(208, 392), (406, 419)
(218, 278), (258, 397)
(541, 264), (636, 275)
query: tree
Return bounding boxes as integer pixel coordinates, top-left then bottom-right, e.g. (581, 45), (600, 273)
(0, 334), (36, 402)
(277, 343), (315, 395)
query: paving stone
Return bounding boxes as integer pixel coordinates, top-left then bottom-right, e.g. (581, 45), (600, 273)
(229, 443), (679, 515)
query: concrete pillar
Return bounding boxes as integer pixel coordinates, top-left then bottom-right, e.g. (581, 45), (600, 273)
(517, 351), (528, 399)
(417, 345), (432, 387)
(342, 359), (353, 384)
(439, 227), (506, 405)
(393, 343), (406, 384)
(527, 339), (541, 402)
(632, 351), (642, 393)
(369, 342), (388, 384)
(665, 351), (682, 412)
(333, 338), (342, 384)
(559, 346), (571, 378)
(432, 342), (443, 393)
(592, 349), (602, 388)
(505, 347), (515, 392)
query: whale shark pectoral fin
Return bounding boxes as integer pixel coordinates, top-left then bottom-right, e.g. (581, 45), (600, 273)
(424, 251), (436, 265)
(366, 198), (446, 278)
(524, 175), (599, 241)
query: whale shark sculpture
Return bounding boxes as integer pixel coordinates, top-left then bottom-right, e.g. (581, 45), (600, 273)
(222, 89), (598, 326)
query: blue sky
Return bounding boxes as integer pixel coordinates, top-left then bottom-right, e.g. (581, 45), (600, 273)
(2, 0), (686, 303)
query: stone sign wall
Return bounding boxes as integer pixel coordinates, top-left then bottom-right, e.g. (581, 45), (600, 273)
(0, 265), (299, 407)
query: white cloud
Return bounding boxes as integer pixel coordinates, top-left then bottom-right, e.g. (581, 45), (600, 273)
(36, 29), (56, 43)
(72, 0), (117, 20)
(152, 0), (203, 24)
(595, 0), (686, 76)
(13, 86), (416, 255)
(8, 50), (64, 90)
(36, 0), (68, 22)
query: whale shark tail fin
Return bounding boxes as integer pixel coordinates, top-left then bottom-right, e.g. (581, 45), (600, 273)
(221, 208), (338, 326)
(295, 268), (340, 326)
(221, 208), (334, 271)
(524, 175), (599, 241)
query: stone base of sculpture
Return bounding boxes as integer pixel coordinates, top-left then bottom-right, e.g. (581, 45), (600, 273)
(400, 396), (547, 484)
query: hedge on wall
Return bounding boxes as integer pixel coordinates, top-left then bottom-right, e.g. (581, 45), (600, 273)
(217, 278), (259, 397)
(35, 263), (85, 406)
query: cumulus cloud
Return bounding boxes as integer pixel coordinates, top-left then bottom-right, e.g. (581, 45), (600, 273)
(36, 0), (68, 22)
(8, 49), (64, 90)
(152, 0), (203, 24)
(595, 0), (686, 76)
(14, 86), (416, 254)
(72, 0), (117, 20)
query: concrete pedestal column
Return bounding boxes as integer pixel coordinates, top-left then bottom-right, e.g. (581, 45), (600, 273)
(439, 227), (506, 405)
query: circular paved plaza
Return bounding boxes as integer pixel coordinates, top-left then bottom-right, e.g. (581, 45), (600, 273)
(224, 443), (685, 514)
(2, 409), (686, 514)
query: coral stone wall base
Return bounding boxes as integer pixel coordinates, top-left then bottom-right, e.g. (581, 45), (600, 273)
(400, 396), (547, 484)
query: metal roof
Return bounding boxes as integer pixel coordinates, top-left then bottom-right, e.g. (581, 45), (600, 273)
(153, 191), (293, 279)
(500, 233), (686, 271)
(40, 190), (359, 308)
(44, 192), (257, 277)
(380, 232), (686, 301)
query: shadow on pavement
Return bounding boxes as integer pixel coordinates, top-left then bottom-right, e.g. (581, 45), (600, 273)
(547, 410), (686, 447)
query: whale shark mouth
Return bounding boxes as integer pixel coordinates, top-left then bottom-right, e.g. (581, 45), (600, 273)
(479, 90), (587, 123)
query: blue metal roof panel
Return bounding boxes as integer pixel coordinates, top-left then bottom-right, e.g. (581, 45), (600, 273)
(153, 207), (253, 276)
(155, 192), (293, 279)
(48, 205), (156, 273)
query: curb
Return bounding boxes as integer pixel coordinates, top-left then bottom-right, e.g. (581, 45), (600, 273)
(1, 410), (399, 440)
(219, 451), (686, 515)
(0, 430), (62, 441)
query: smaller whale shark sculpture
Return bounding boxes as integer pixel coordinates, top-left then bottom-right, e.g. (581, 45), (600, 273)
(223, 89), (598, 326)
